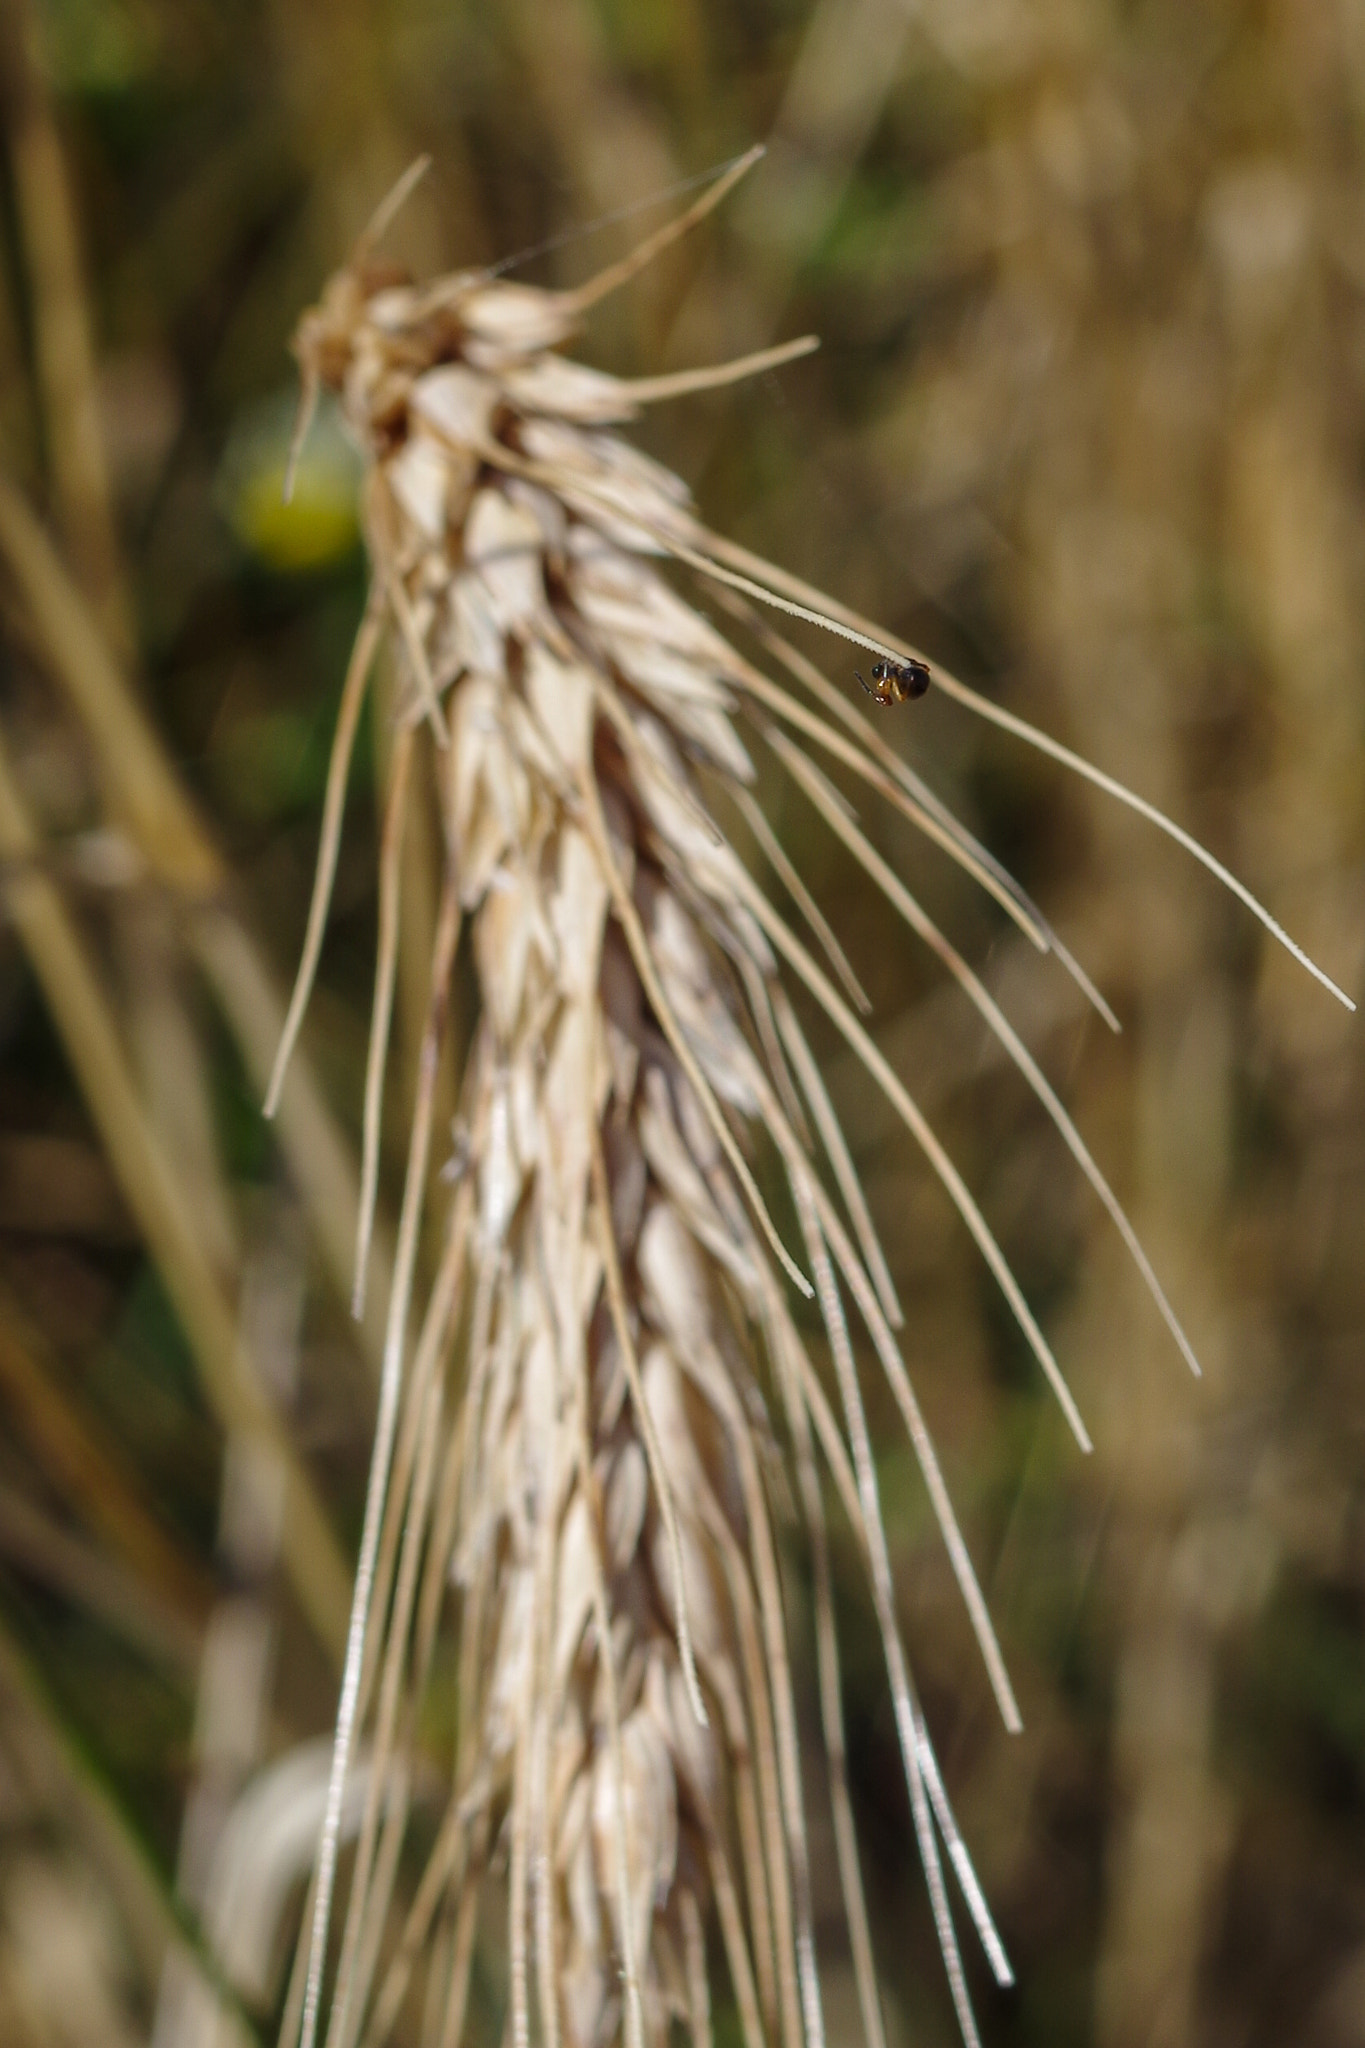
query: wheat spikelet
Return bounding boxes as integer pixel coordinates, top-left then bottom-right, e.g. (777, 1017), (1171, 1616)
(268, 153), (1352, 2048)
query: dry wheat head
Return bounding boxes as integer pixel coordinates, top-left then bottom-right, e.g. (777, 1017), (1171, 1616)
(266, 152), (1352, 2048)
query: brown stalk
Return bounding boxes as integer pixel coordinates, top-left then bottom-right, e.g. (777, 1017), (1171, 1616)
(0, 723), (350, 1659)
(0, 0), (131, 657)
(0, 1279), (211, 1624)
(0, 1611), (194, 2001)
(0, 479), (395, 1380)
(0, 1484), (199, 1672)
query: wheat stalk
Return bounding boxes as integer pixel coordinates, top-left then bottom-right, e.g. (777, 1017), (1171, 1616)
(267, 152), (1352, 2048)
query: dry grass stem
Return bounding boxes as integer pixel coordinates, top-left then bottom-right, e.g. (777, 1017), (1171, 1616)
(0, 723), (350, 1659)
(0, 479), (397, 1377)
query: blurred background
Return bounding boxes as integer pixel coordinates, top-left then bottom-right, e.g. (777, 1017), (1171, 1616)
(0, 0), (1362, 2042)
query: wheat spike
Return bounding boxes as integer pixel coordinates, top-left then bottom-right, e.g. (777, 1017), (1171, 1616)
(268, 150), (1345, 2048)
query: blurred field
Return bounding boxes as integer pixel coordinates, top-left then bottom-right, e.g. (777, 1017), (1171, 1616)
(0, 0), (1362, 2043)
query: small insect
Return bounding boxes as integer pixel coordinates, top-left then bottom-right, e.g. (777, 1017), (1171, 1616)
(856, 656), (932, 706)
